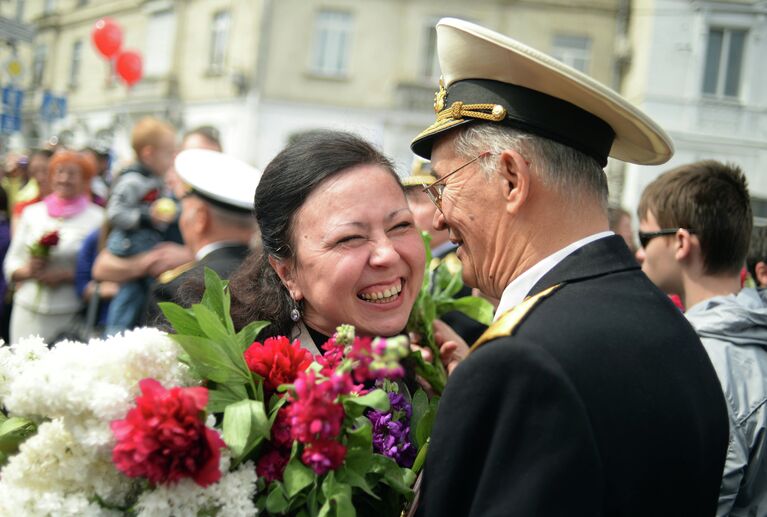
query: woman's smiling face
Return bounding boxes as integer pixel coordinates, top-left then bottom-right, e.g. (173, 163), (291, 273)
(281, 165), (425, 338)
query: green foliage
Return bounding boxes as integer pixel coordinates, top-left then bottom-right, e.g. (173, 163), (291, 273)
(0, 415), (36, 468)
(407, 232), (492, 396)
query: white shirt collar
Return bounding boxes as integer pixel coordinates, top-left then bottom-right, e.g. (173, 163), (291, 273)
(195, 240), (243, 261)
(494, 231), (614, 320)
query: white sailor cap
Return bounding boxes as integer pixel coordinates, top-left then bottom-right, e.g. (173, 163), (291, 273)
(411, 18), (674, 166)
(174, 149), (262, 213)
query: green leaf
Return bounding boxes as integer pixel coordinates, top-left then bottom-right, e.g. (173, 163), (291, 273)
(416, 397), (440, 450)
(159, 302), (204, 336)
(201, 267), (227, 321)
(206, 383), (248, 413)
(437, 296), (494, 325)
(0, 417), (36, 454)
(342, 390), (390, 419)
(192, 303), (231, 345)
(284, 456), (315, 498)
(172, 334), (246, 384)
(222, 399), (270, 462)
(337, 449), (377, 498)
(346, 417), (373, 450)
(266, 482), (289, 514)
(409, 389), (429, 448)
(370, 455), (414, 495)
(236, 320), (270, 353)
(319, 472), (355, 517)
(433, 261), (463, 299)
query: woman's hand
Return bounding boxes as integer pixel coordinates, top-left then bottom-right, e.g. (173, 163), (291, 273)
(36, 267), (74, 287)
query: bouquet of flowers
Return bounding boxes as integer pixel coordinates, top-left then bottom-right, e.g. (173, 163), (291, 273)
(0, 270), (437, 516)
(27, 230), (60, 259)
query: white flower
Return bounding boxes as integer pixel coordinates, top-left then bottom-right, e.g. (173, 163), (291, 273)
(0, 419), (134, 512)
(134, 460), (259, 517)
(0, 335), (49, 402)
(4, 328), (195, 443)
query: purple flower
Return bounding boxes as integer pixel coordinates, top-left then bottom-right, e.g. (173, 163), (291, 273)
(367, 391), (416, 468)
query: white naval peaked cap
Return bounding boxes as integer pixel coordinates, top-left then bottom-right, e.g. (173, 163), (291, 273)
(411, 18), (674, 166)
(175, 149), (262, 212)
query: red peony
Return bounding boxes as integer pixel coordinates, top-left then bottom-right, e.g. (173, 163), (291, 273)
(111, 378), (225, 487)
(288, 371), (345, 443)
(244, 336), (312, 392)
(257, 447), (291, 483)
(301, 439), (347, 475)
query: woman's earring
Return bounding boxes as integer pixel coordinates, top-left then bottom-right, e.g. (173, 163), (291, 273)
(290, 298), (301, 322)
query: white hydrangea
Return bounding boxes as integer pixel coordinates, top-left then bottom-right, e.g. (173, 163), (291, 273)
(4, 328), (196, 444)
(0, 419), (133, 514)
(0, 334), (50, 402)
(0, 328), (260, 514)
(134, 460), (259, 517)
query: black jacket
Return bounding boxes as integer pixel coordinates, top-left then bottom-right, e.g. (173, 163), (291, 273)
(145, 243), (250, 324)
(419, 235), (728, 516)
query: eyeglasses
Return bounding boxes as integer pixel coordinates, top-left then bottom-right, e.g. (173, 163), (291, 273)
(638, 228), (696, 249)
(421, 152), (492, 210)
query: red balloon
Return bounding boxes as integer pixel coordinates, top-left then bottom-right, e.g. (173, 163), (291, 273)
(115, 50), (143, 87)
(91, 18), (123, 59)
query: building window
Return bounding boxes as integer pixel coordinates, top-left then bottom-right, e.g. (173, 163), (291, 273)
(702, 28), (746, 98)
(144, 9), (177, 77)
(15, 0), (25, 21)
(32, 44), (46, 88)
(551, 34), (592, 74)
(421, 21), (440, 81)
(209, 10), (231, 74)
(69, 40), (82, 89)
(43, 0), (56, 14)
(309, 10), (352, 78)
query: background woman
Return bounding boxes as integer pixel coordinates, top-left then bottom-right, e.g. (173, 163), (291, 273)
(4, 150), (104, 344)
(229, 131), (425, 353)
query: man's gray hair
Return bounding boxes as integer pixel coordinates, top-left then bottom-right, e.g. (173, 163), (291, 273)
(453, 123), (609, 210)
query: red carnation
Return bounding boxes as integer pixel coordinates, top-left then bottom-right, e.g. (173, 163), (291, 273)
(301, 439), (347, 475)
(256, 447), (290, 483)
(111, 378), (225, 488)
(244, 336), (312, 392)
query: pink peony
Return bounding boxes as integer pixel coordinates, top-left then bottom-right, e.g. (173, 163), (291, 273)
(111, 378), (225, 487)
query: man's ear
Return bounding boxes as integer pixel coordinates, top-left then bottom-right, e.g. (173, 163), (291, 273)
(674, 229), (696, 262)
(268, 255), (302, 301)
(755, 261), (767, 288)
(497, 149), (530, 215)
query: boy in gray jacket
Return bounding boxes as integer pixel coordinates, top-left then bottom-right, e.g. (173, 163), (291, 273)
(105, 117), (176, 334)
(637, 160), (767, 516)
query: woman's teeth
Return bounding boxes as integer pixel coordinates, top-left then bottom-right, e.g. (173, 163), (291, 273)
(358, 282), (403, 303)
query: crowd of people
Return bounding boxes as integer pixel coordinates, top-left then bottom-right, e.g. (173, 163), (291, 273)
(0, 119), (244, 345)
(0, 16), (765, 517)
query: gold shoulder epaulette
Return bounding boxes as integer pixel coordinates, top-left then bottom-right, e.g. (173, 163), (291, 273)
(470, 283), (563, 353)
(157, 261), (196, 285)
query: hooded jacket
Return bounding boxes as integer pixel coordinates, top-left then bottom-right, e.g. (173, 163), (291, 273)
(686, 288), (767, 517)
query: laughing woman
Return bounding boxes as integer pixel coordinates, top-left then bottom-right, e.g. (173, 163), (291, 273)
(4, 151), (104, 344)
(228, 131), (425, 352)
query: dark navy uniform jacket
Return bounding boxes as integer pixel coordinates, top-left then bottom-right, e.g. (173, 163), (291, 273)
(419, 235), (728, 517)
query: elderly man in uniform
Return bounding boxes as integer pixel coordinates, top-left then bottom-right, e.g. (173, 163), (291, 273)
(411, 19), (728, 516)
(145, 149), (260, 322)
